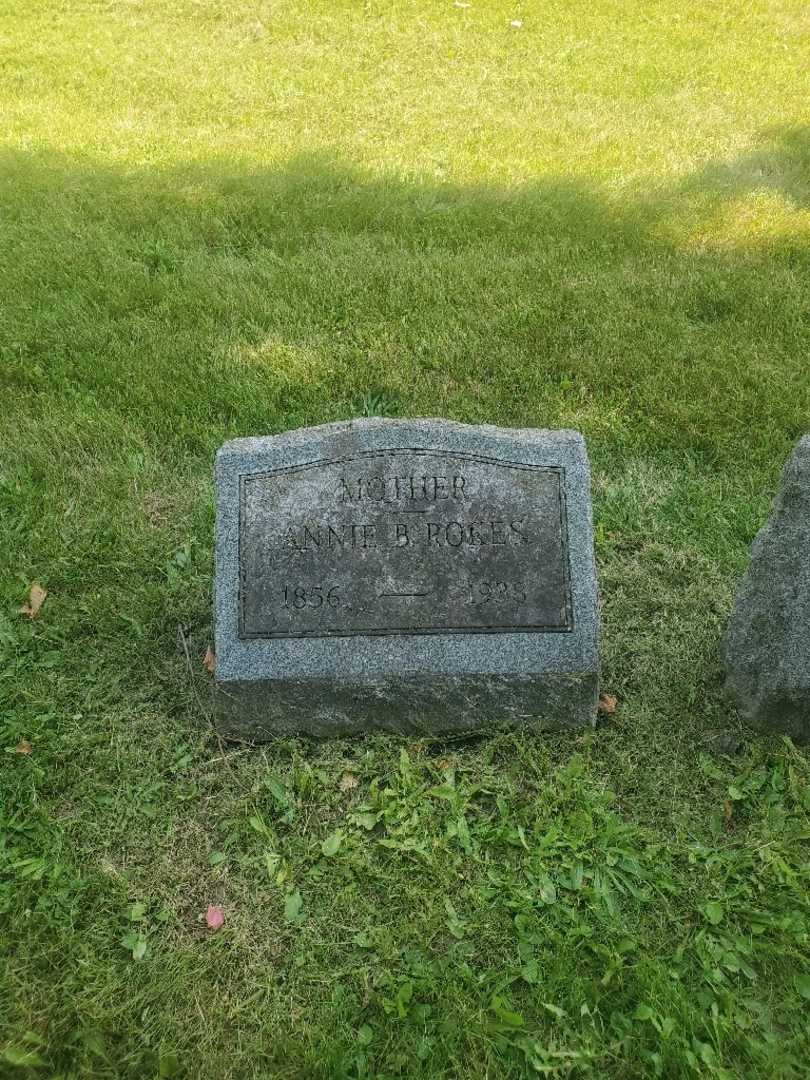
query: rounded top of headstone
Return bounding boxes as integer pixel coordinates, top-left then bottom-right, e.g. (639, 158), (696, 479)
(216, 418), (587, 460)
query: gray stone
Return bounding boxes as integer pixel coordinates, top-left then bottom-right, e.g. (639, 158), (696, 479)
(214, 418), (599, 738)
(725, 436), (810, 741)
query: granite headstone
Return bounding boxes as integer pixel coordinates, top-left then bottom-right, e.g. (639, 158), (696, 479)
(725, 436), (810, 741)
(214, 418), (599, 737)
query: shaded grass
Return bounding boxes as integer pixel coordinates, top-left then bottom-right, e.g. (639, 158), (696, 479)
(2, 0), (810, 1076)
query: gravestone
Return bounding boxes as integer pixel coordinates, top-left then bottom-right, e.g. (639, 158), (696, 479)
(214, 418), (599, 737)
(725, 436), (810, 741)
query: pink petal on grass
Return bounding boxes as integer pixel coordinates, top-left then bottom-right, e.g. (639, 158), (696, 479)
(205, 905), (224, 931)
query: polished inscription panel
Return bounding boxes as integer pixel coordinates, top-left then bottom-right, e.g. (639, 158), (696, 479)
(238, 449), (572, 639)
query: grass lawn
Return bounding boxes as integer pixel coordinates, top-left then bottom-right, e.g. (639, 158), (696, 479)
(2, 0), (810, 1075)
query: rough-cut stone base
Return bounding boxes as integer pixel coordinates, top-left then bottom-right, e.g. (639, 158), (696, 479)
(216, 672), (599, 740)
(725, 436), (810, 741)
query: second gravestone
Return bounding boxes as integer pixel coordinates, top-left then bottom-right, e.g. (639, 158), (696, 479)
(214, 419), (599, 737)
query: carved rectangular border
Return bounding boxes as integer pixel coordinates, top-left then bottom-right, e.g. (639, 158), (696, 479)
(238, 449), (573, 639)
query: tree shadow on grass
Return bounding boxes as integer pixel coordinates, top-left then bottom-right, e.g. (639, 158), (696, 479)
(1, 125), (808, 472)
(665, 124), (810, 214)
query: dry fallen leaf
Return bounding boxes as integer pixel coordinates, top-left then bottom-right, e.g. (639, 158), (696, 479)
(339, 771), (359, 793)
(598, 692), (618, 715)
(205, 905), (224, 931)
(723, 799), (733, 823)
(15, 740), (33, 755)
(19, 582), (47, 619)
(202, 646), (216, 674)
